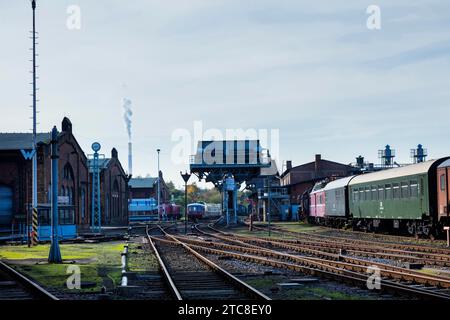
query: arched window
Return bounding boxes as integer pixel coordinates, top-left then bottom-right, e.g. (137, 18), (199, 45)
(81, 187), (85, 221)
(68, 188), (73, 204)
(63, 163), (74, 181)
(112, 180), (120, 218)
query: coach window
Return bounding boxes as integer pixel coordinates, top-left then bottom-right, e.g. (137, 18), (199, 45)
(372, 186), (378, 201)
(378, 185), (384, 200)
(401, 181), (410, 198)
(393, 183), (400, 199)
(385, 184), (392, 199)
(365, 186), (371, 201)
(410, 180), (418, 198)
(441, 174), (446, 191)
(359, 188), (364, 202)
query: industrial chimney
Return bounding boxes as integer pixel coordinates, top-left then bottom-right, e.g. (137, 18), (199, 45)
(315, 154), (321, 176)
(123, 97), (133, 176)
(128, 142), (133, 176)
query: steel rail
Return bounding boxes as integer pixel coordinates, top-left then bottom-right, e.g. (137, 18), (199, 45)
(247, 223), (450, 256)
(180, 238), (450, 300)
(299, 222), (447, 246)
(212, 225), (450, 267)
(184, 228), (450, 289)
(0, 260), (58, 300)
(145, 226), (182, 300)
(158, 226), (271, 300)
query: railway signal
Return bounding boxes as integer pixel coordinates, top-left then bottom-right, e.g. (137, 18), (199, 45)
(157, 148), (161, 221)
(180, 171), (191, 235)
(90, 142), (102, 233)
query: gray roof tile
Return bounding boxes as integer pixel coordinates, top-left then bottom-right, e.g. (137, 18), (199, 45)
(0, 133), (51, 150)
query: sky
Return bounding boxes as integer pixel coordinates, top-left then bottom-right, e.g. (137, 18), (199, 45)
(1, 1), (450, 188)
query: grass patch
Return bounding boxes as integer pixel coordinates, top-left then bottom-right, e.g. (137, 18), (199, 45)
(0, 242), (125, 293)
(127, 243), (159, 272)
(246, 275), (370, 300)
(273, 222), (323, 233)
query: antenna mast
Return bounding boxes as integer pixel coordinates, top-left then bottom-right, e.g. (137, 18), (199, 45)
(30, 0), (39, 246)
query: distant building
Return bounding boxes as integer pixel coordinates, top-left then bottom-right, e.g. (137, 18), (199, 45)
(281, 154), (358, 205)
(129, 172), (170, 204)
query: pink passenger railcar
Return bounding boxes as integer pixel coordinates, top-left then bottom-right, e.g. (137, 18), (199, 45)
(309, 188), (326, 219)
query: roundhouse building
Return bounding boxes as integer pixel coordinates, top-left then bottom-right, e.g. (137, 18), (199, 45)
(0, 117), (89, 239)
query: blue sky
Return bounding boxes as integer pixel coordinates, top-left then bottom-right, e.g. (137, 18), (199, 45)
(1, 1), (450, 187)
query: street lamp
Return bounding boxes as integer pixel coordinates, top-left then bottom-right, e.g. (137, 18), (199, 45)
(267, 177), (271, 237)
(157, 149), (161, 222)
(48, 126), (62, 263)
(180, 171), (191, 235)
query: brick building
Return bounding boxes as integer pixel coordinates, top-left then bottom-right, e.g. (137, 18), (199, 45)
(0, 118), (89, 237)
(280, 154), (358, 205)
(0, 117), (129, 238)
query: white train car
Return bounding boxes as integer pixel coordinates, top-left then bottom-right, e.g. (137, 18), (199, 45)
(204, 203), (221, 219)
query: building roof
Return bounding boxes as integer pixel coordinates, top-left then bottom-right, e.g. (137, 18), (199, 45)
(322, 175), (356, 191)
(349, 158), (447, 186)
(129, 177), (157, 189)
(287, 159), (354, 173)
(87, 158), (111, 172)
(260, 159), (279, 176)
(438, 159), (450, 168)
(0, 133), (51, 150)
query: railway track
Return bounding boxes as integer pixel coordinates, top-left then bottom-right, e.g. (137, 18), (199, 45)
(244, 224), (450, 266)
(145, 225), (270, 300)
(247, 222), (450, 255)
(187, 224), (450, 300)
(317, 225), (448, 246)
(0, 260), (58, 300)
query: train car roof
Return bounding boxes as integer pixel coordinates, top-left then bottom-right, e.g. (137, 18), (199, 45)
(310, 185), (325, 195)
(438, 159), (450, 168)
(322, 175), (356, 191)
(349, 158), (447, 186)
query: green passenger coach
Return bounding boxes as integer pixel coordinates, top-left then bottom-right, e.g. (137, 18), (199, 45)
(348, 158), (449, 236)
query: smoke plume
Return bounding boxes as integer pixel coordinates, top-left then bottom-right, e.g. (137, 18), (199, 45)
(123, 98), (132, 141)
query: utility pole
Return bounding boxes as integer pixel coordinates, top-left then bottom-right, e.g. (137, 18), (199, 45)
(30, 0), (38, 247)
(48, 127), (62, 263)
(157, 149), (161, 222)
(267, 177), (271, 237)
